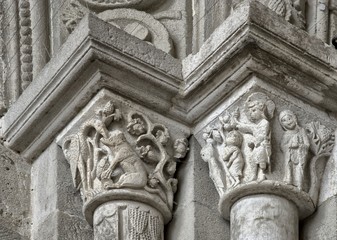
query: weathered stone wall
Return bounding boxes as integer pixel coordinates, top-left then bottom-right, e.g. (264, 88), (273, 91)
(0, 143), (30, 239)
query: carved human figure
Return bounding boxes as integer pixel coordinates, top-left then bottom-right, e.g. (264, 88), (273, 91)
(235, 92), (275, 181)
(100, 130), (148, 189)
(222, 130), (244, 188)
(201, 130), (226, 196)
(279, 110), (310, 190)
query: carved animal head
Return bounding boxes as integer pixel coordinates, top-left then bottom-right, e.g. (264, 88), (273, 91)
(101, 130), (127, 148)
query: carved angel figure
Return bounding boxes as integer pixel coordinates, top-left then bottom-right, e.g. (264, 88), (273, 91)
(234, 92), (275, 181)
(279, 110), (310, 190)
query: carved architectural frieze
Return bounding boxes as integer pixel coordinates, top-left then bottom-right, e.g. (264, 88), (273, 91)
(62, 0), (174, 55)
(233, 0), (306, 29)
(93, 201), (163, 240)
(98, 9), (174, 54)
(199, 90), (336, 219)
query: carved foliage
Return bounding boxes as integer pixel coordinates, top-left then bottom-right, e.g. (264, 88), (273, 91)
(62, 101), (188, 209)
(201, 92), (275, 196)
(128, 207), (162, 240)
(201, 91), (335, 205)
(94, 204), (163, 240)
(62, 0), (88, 33)
(233, 0), (306, 29)
(94, 207), (118, 240)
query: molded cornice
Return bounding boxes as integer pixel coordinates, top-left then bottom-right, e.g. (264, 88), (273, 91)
(2, 1), (337, 161)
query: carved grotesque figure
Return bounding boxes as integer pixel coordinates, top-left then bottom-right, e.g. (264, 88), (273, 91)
(173, 138), (189, 158)
(127, 117), (147, 136)
(235, 92), (275, 181)
(279, 110), (310, 190)
(100, 130), (148, 189)
(222, 130), (244, 188)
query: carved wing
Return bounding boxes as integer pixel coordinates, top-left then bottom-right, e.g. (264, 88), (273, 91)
(63, 134), (82, 188)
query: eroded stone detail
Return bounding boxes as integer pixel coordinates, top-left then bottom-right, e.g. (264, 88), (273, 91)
(78, 0), (166, 11)
(62, 99), (188, 239)
(201, 92), (275, 195)
(279, 110), (310, 190)
(128, 207), (162, 240)
(305, 121), (335, 204)
(62, 0), (174, 55)
(279, 110), (335, 203)
(200, 91), (335, 225)
(63, 101), (187, 205)
(98, 9), (174, 54)
(62, 0), (88, 33)
(233, 0), (306, 29)
(93, 202), (163, 240)
(19, 0), (33, 89)
(235, 92), (275, 181)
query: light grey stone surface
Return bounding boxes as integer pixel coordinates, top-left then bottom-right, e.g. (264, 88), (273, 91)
(166, 137), (229, 240)
(3, 0), (337, 239)
(301, 196), (337, 240)
(31, 143), (92, 240)
(231, 194), (298, 240)
(0, 143), (30, 239)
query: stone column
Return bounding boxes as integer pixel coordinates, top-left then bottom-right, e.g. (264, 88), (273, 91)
(31, 0), (50, 79)
(198, 88), (335, 240)
(316, 0), (330, 42)
(92, 201), (164, 240)
(231, 195), (298, 240)
(58, 89), (189, 239)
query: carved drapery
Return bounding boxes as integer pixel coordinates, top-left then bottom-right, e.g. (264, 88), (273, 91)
(199, 91), (335, 239)
(60, 92), (189, 239)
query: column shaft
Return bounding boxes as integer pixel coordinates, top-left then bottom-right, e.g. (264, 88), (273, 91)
(230, 194), (298, 240)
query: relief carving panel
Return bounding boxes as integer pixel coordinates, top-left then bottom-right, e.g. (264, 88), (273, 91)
(199, 91), (336, 219)
(62, 101), (188, 209)
(61, 0), (174, 55)
(59, 89), (189, 238)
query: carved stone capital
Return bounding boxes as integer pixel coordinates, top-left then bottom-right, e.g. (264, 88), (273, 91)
(58, 89), (189, 237)
(197, 87), (336, 229)
(233, 0), (306, 29)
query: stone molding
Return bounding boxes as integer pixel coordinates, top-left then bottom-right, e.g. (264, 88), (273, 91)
(2, 1), (337, 165)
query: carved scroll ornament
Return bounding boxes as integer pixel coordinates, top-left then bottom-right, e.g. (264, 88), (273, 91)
(62, 101), (188, 213)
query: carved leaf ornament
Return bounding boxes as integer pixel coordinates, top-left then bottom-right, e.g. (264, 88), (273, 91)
(201, 92), (335, 206)
(62, 101), (188, 210)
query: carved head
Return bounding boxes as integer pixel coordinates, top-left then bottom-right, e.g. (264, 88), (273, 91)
(127, 117), (147, 136)
(279, 110), (298, 131)
(174, 138), (189, 159)
(101, 130), (126, 148)
(245, 92), (275, 122)
(226, 130), (243, 147)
